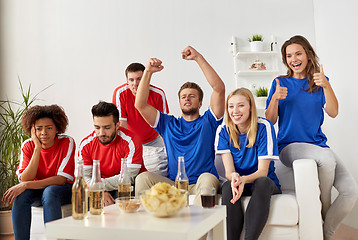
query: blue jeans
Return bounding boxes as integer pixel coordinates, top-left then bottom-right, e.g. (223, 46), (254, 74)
(12, 183), (72, 240)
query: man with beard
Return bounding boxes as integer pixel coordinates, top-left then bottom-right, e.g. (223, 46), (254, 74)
(79, 101), (145, 206)
(134, 46), (225, 205)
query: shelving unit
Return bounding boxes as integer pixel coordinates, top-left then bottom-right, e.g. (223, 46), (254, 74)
(231, 36), (281, 116)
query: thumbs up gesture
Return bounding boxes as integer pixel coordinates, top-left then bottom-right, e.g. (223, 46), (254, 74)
(313, 64), (329, 89)
(273, 78), (288, 100)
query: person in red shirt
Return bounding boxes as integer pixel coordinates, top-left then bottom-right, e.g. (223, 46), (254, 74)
(79, 101), (145, 206)
(2, 105), (75, 240)
(112, 63), (169, 176)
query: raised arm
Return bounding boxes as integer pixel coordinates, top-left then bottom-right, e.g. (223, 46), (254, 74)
(135, 58), (164, 126)
(265, 78), (287, 124)
(182, 46), (225, 119)
(313, 65), (338, 118)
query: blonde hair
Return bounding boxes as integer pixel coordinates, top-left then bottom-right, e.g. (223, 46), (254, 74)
(225, 88), (258, 149)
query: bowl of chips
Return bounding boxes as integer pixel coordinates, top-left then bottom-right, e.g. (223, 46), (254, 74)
(116, 197), (141, 213)
(139, 182), (187, 217)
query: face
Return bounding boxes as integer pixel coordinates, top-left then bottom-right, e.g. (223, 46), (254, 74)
(179, 88), (202, 116)
(126, 71), (143, 95)
(227, 94), (251, 132)
(93, 115), (118, 145)
(285, 43), (309, 79)
(34, 117), (58, 149)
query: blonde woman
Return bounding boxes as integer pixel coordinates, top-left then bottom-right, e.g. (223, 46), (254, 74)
(215, 88), (281, 240)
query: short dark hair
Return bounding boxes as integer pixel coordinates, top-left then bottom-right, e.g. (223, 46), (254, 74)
(91, 101), (119, 123)
(178, 82), (204, 102)
(125, 63), (145, 78)
(21, 105), (68, 135)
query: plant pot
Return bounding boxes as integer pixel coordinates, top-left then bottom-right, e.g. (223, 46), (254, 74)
(0, 210), (14, 237)
(255, 96), (267, 109)
(250, 41), (264, 52)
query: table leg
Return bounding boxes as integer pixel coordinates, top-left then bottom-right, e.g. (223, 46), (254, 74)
(212, 218), (227, 240)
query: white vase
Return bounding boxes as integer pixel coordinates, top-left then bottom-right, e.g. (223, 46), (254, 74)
(255, 96), (267, 109)
(250, 41), (264, 52)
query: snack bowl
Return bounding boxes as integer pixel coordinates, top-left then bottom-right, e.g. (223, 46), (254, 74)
(115, 197), (141, 213)
(139, 182), (187, 218)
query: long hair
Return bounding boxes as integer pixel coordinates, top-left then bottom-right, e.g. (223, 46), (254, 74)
(281, 35), (320, 93)
(225, 88), (257, 149)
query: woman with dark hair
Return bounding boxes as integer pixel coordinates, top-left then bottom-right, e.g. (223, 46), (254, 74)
(2, 104), (75, 240)
(266, 35), (358, 239)
(215, 88), (281, 240)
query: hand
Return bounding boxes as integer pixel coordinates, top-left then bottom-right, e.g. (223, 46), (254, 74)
(230, 172), (244, 204)
(273, 78), (288, 101)
(31, 125), (42, 149)
(103, 191), (115, 206)
(145, 58), (164, 73)
(182, 46), (202, 61)
(2, 182), (27, 206)
(313, 64), (330, 89)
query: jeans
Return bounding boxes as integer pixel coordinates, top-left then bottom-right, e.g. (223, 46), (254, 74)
(280, 142), (358, 240)
(221, 177), (281, 240)
(12, 183), (72, 240)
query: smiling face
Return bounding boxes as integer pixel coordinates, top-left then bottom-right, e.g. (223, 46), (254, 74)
(285, 43), (309, 79)
(179, 88), (202, 116)
(126, 71), (143, 95)
(93, 115), (118, 145)
(34, 117), (58, 149)
(227, 94), (251, 133)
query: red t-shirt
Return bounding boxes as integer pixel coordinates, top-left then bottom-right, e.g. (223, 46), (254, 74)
(79, 127), (146, 179)
(112, 83), (169, 144)
(16, 135), (76, 183)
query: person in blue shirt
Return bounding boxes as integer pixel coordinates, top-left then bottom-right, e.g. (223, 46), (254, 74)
(215, 88), (281, 240)
(134, 46), (225, 205)
(266, 35), (358, 240)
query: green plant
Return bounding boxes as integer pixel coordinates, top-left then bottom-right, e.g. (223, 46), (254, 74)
(0, 78), (50, 210)
(255, 86), (268, 97)
(248, 34), (264, 42)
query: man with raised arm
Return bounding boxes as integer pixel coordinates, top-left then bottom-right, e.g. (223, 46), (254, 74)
(134, 46), (225, 205)
(112, 63), (169, 176)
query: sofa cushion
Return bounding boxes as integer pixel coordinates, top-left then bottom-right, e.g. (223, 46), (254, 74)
(242, 193), (298, 226)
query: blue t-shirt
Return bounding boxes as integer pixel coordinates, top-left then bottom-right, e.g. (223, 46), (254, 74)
(154, 108), (222, 184)
(215, 118), (280, 188)
(266, 76), (329, 152)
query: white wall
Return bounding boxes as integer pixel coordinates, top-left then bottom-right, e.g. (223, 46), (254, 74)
(313, 0), (358, 228)
(0, 0), (316, 143)
(3, 0), (357, 228)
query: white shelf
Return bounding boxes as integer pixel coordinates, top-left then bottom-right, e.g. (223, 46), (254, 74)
(235, 51), (279, 58)
(236, 70), (278, 77)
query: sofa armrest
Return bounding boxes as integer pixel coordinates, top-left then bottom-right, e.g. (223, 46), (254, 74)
(293, 159), (323, 240)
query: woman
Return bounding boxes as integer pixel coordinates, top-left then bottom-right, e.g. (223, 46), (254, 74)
(265, 35), (358, 240)
(2, 105), (75, 240)
(215, 88), (281, 240)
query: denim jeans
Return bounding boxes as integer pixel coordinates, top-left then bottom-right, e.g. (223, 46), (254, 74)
(12, 183), (72, 240)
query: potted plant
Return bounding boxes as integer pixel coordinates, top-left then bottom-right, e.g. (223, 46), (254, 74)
(0, 79), (49, 237)
(248, 34), (264, 52)
(255, 86), (268, 109)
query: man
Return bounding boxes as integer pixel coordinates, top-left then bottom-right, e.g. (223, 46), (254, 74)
(134, 46), (225, 205)
(112, 63), (169, 175)
(79, 101), (146, 206)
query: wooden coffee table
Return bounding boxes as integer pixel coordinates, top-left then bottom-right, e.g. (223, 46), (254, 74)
(46, 205), (226, 240)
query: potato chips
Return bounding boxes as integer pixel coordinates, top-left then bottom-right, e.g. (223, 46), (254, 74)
(139, 182), (187, 217)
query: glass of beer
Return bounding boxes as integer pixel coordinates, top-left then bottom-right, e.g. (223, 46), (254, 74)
(200, 187), (216, 208)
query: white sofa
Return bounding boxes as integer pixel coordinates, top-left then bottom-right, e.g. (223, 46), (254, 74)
(214, 156), (324, 240)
